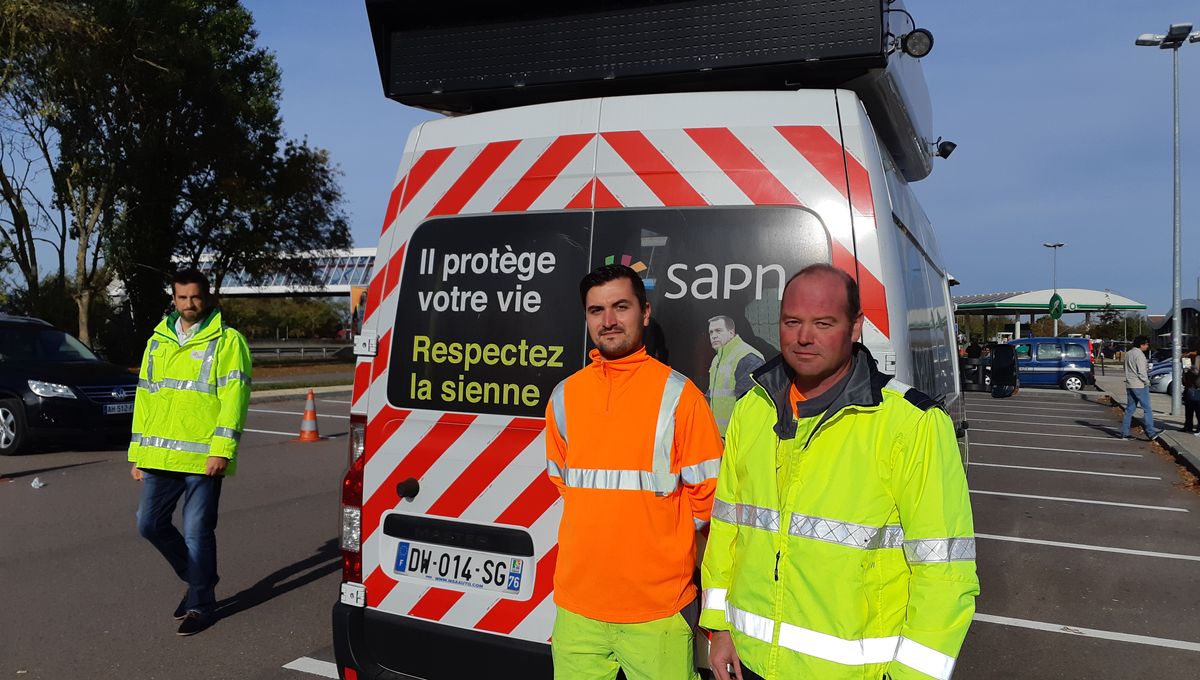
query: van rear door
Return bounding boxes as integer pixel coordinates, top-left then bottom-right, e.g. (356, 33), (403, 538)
(354, 99), (603, 673)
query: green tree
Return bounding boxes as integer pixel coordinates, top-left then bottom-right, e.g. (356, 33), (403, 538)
(0, 0), (349, 355)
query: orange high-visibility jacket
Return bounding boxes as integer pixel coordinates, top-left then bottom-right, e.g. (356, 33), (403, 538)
(546, 346), (723, 623)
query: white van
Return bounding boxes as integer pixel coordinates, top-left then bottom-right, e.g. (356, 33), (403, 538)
(335, 3), (962, 678)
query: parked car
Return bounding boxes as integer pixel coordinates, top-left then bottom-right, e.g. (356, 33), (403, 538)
(1149, 362), (1174, 394)
(1149, 347), (1172, 363)
(1008, 337), (1095, 391)
(0, 314), (138, 455)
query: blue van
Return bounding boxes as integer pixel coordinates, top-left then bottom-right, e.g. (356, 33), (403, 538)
(1008, 338), (1095, 391)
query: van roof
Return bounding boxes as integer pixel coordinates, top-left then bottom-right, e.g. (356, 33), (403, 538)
(366, 0), (937, 180)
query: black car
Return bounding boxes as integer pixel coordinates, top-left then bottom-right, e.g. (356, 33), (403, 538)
(0, 314), (138, 455)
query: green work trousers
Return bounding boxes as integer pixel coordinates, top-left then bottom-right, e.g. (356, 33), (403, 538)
(551, 606), (700, 680)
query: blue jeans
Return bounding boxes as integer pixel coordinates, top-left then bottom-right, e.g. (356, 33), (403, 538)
(1121, 387), (1157, 437)
(136, 469), (223, 614)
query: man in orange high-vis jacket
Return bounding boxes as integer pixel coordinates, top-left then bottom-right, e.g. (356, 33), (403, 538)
(545, 264), (724, 680)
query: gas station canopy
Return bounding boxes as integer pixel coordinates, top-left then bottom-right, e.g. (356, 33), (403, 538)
(953, 289), (1145, 316)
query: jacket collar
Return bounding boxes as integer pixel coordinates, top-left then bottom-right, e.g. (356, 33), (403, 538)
(155, 308), (222, 344)
(587, 345), (650, 374)
(750, 342), (890, 441)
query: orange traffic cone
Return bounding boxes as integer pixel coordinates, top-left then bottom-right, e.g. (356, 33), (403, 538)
(297, 389), (321, 442)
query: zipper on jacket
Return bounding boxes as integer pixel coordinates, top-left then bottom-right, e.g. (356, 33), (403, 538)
(774, 551), (780, 581)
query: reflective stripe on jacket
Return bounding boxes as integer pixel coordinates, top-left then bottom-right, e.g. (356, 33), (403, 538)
(128, 309), (252, 476)
(545, 346), (723, 623)
(700, 346), (978, 680)
(707, 334), (764, 435)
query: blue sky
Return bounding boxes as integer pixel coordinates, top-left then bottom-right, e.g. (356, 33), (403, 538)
(243, 1), (1199, 314)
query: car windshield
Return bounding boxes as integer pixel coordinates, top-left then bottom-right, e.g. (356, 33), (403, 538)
(0, 327), (100, 362)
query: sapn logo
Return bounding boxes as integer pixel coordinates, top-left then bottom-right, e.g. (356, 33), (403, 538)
(604, 254), (655, 291)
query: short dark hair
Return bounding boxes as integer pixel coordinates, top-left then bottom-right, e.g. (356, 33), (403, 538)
(784, 263), (861, 320)
(579, 264), (647, 309)
(708, 315), (735, 332)
(1133, 335), (1149, 347)
(172, 268), (210, 296)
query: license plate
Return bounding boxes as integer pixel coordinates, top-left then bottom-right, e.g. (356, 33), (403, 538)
(105, 402), (134, 415)
(394, 542), (524, 594)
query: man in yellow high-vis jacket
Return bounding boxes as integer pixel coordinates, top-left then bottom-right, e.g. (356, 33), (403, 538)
(130, 268), (251, 636)
(701, 263), (978, 680)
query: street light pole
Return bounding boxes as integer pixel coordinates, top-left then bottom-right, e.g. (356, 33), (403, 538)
(1043, 241), (1065, 337)
(1136, 24), (1198, 416)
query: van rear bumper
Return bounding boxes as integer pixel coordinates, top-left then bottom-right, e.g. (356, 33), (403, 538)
(332, 602), (553, 680)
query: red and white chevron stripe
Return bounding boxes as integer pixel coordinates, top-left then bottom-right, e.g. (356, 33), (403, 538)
(352, 123), (890, 642)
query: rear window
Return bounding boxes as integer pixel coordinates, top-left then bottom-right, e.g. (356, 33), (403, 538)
(387, 206), (831, 417)
(1063, 343), (1088, 360)
(1035, 343), (1062, 360)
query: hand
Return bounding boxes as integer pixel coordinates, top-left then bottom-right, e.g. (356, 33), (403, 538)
(205, 456), (228, 477)
(708, 630), (743, 680)
(130, 463), (143, 481)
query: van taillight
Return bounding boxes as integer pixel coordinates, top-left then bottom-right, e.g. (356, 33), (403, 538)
(341, 415), (367, 584)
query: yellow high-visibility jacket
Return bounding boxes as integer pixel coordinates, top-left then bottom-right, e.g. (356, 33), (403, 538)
(128, 309), (252, 476)
(700, 346), (978, 680)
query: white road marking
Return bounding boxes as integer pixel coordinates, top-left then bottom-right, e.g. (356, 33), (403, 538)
(969, 462), (1159, 480)
(970, 490), (1188, 512)
(971, 418), (1102, 429)
(966, 404), (1104, 414)
(972, 428), (1120, 441)
(244, 428), (297, 437)
(969, 410), (1107, 421)
(977, 533), (1200, 562)
(973, 613), (1200, 652)
(323, 399), (352, 404)
(282, 656), (339, 678)
(970, 443), (1140, 458)
(250, 408), (350, 419)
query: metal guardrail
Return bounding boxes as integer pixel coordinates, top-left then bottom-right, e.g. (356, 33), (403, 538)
(249, 345), (350, 360)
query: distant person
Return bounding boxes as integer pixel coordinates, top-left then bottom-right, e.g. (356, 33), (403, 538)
(1118, 336), (1158, 440)
(966, 341), (982, 359)
(1183, 353), (1200, 435)
(706, 315), (765, 435)
(130, 268), (252, 636)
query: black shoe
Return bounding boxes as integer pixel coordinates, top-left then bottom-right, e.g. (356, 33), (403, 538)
(176, 611), (212, 636)
(172, 595), (188, 620)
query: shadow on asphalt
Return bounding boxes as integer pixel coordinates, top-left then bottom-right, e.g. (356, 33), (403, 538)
(213, 538), (340, 623)
(0, 459), (106, 481)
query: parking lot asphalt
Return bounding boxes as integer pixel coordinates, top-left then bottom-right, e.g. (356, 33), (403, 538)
(0, 395), (352, 680)
(956, 387), (1200, 678)
(5, 388), (1200, 679)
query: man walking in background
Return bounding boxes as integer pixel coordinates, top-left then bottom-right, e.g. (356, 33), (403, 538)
(130, 268), (252, 635)
(1119, 336), (1157, 441)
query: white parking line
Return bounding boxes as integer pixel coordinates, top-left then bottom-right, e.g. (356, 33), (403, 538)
(977, 533), (1200, 562)
(969, 410), (1105, 421)
(282, 656), (338, 678)
(970, 490), (1188, 512)
(969, 462), (1160, 480)
(973, 613), (1200, 652)
(967, 405), (1106, 415)
(244, 428), (297, 437)
(249, 408), (350, 419)
(971, 418), (1103, 429)
(970, 443), (1140, 458)
(972, 428), (1120, 441)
